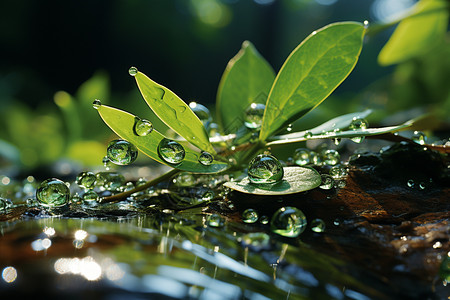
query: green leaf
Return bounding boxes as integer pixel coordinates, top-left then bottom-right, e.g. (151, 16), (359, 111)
(270, 110), (372, 141)
(378, 0), (449, 66)
(223, 167), (321, 195)
(259, 22), (366, 141)
(97, 104), (229, 174)
(216, 41), (275, 134)
(134, 71), (215, 154)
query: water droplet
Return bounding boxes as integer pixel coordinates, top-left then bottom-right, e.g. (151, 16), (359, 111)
(240, 232), (271, 250)
(189, 102), (212, 127)
(333, 138), (341, 146)
(412, 131), (427, 145)
(70, 193), (82, 205)
(286, 124), (293, 132)
(304, 131), (313, 139)
(329, 166), (347, 179)
(322, 149), (340, 166)
(133, 117), (153, 136)
(158, 138), (185, 164)
(198, 151), (214, 166)
(270, 206), (307, 238)
(0, 197), (8, 211)
(349, 117), (368, 143)
(92, 99), (101, 109)
(335, 180), (346, 189)
(311, 218), (326, 233)
(207, 214), (225, 227)
(75, 172), (96, 189)
(248, 154), (284, 184)
(96, 172), (125, 191)
(128, 66), (138, 76)
(242, 208), (259, 223)
(319, 174), (334, 190)
(107, 140), (138, 165)
(363, 20), (369, 28)
(310, 151), (323, 166)
(244, 103), (265, 129)
(36, 178), (70, 208)
(82, 190), (99, 205)
(407, 179), (415, 188)
(260, 215), (269, 224)
(172, 172), (196, 187)
(293, 148), (310, 166)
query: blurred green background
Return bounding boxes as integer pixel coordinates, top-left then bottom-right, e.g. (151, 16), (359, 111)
(0, 0), (448, 171)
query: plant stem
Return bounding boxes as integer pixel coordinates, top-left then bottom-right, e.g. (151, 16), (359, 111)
(99, 168), (180, 204)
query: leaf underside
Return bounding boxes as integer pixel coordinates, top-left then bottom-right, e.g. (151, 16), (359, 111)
(134, 71), (215, 154)
(259, 22), (366, 141)
(97, 104), (229, 174)
(223, 167), (321, 195)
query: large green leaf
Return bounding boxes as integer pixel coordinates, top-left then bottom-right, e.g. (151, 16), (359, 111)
(97, 104), (229, 173)
(259, 22), (366, 141)
(216, 41), (275, 134)
(378, 0), (449, 66)
(224, 167), (321, 195)
(134, 71), (215, 154)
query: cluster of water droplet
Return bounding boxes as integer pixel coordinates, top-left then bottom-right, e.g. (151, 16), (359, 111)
(292, 147), (341, 167)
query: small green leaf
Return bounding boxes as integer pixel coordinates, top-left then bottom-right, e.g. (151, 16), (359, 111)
(97, 104), (229, 173)
(134, 71), (215, 154)
(216, 41), (275, 134)
(223, 167), (321, 195)
(259, 22), (366, 141)
(378, 0), (449, 66)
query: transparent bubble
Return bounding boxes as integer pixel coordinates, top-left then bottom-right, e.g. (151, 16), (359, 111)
(248, 154), (284, 184)
(242, 208), (259, 223)
(244, 103), (265, 129)
(198, 151), (214, 166)
(76, 172), (96, 189)
(260, 215), (269, 225)
(311, 219), (326, 233)
(82, 190), (99, 205)
(293, 148), (310, 166)
(36, 178), (70, 208)
(95, 172), (125, 191)
(349, 117), (368, 143)
(319, 174), (334, 190)
(128, 66), (138, 76)
(207, 214), (225, 228)
(92, 99), (102, 109)
(412, 131), (427, 145)
(322, 149), (340, 166)
(133, 118), (153, 136)
(329, 166), (348, 179)
(158, 138), (185, 164)
(189, 102), (212, 127)
(107, 140), (138, 165)
(270, 207), (307, 238)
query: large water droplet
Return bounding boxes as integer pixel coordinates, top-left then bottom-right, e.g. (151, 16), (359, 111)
(248, 154), (284, 184)
(92, 99), (102, 109)
(244, 103), (265, 129)
(107, 140), (138, 166)
(412, 131), (427, 145)
(293, 148), (310, 166)
(133, 117), (153, 136)
(128, 66), (138, 76)
(75, 172), (96, 189)
(311, 218), (326, 233)
(158, 138), (185, 164)
(270, 207), (307, 238)
(322, 149), (340, 166)
(36, 178), (70, 208)
(189, 102), (212, 127)
(242, 208), (259, 223)
(198, 151), (213, 166)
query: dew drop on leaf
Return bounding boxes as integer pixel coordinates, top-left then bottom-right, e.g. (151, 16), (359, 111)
(158, 138), (185, 164)
(242, 208), (259, 223)
(92, 99), (102, 109)
(311, 218), (326, 233)
(107, 140), (138, 166)
(75, 172), (96, 189)
(128, 66), (138, 76)
(133, 117), (153, 136)
(36, 178), (70, 208)
(244, 103), (265, 129)
(248, 154), (284, 184)
(198, 151), (214, 166)
(270, 206), (307, 238)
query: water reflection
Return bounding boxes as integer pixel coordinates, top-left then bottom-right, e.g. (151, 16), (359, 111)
(2, 267), (17, 283)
